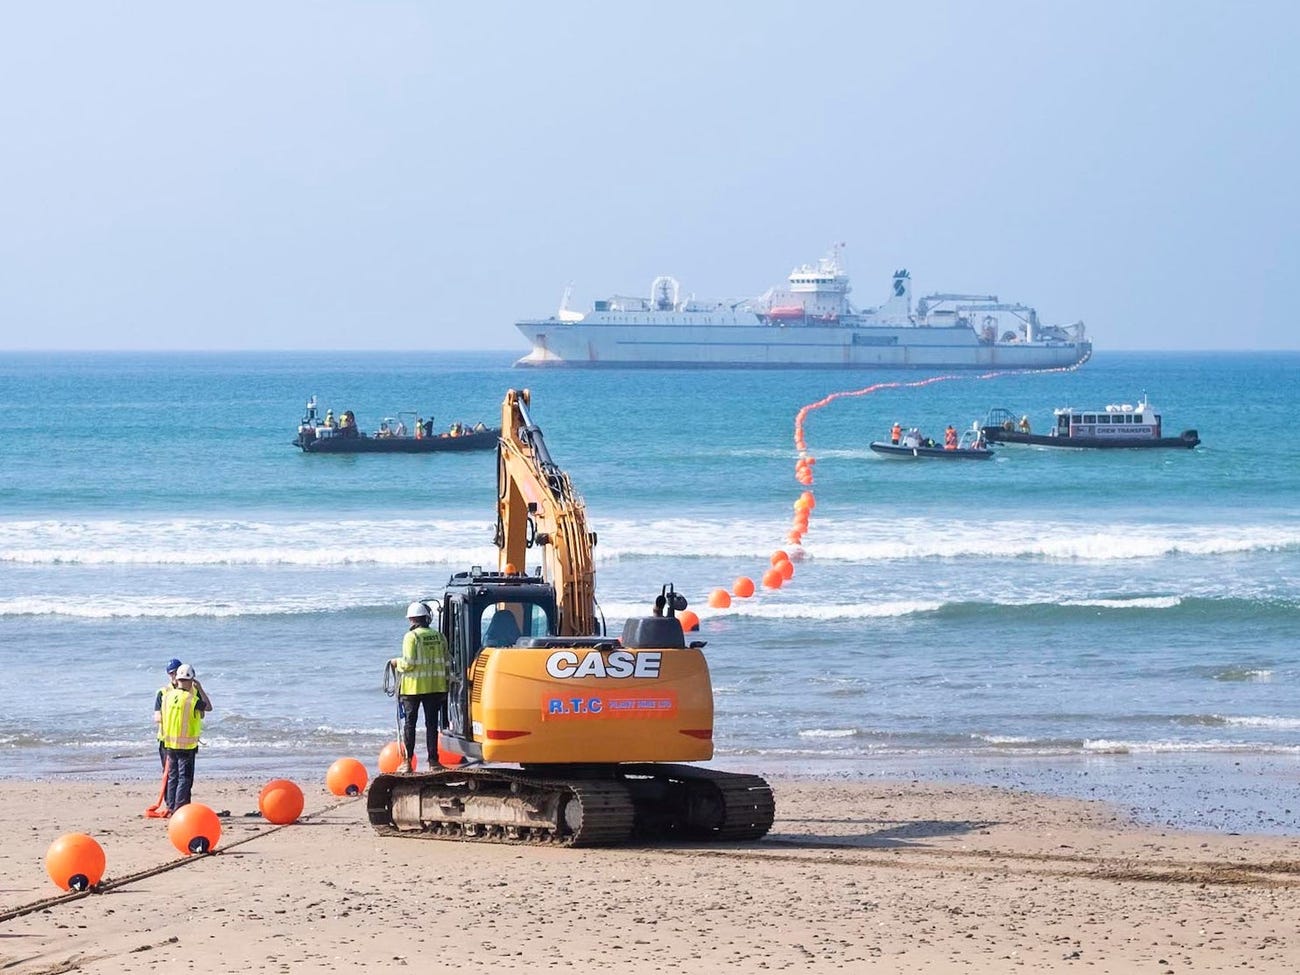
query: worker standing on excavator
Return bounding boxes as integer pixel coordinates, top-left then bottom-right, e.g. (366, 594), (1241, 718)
(390, 602), (449, 773)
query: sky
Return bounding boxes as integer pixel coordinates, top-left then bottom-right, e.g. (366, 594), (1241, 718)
(0, 1), (1297, 352)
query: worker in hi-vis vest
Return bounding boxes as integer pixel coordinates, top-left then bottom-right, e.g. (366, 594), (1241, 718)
(390, 602), (450, 773)
(153, 657), (182, 769)
(160, 663), (212, 812)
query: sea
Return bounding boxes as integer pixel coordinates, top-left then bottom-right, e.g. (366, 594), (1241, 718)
(2, 349), (1298, 835)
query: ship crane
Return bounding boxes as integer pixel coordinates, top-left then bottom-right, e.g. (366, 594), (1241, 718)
(914, 292), (999, 317)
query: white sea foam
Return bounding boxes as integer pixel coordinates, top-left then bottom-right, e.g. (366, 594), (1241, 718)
(1215, 715), (1300, 729)
(1059, 596), (1183, 610)
(798, 728), (860, 739)
(0, 595), (349, 619)
(797, 520), (1300, 563)
(3, 515), (1298, 565)
(698, 600), (944, 622)
(1083, 738), (1300, 755)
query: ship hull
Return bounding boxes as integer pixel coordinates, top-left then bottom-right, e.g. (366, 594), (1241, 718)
(514, 321), (1091, 370)
(295, 428), (500, 453)
(981, 429), (1199, 450)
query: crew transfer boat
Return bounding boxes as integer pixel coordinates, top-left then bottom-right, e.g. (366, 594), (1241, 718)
(515, 246), (1091, 370)
(981, 396), (1200, 449)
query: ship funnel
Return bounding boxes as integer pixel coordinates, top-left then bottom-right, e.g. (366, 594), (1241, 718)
(881, 269), (911, 321)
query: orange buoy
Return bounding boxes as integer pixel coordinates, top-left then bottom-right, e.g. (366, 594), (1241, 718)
(258, 777), (298, 807)
(504, 562), (518, 574)
(793, 517), (809, 533)
(168, 803), (222, 855)
(45, 833), (106, 891)
(800, 491), (816, 510)
(775, 558), (795, 580)
(378, 741), (416, 775)
(678, 609), (700, 632)
(259, 779), (304, 825)
(793, 497), (811, 513)
(761, 568), (784, 589)
(770, 549), (789, 566)
(732, 576), (755, 598)
(326, 757), (369, 796)
(707, 588), (731, 608)
(436, 742), (463, 767)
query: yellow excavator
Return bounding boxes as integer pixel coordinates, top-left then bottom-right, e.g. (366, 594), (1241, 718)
(367, 388), (774, 845)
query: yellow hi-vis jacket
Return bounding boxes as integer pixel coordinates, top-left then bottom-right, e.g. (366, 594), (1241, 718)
(397, 626), (449, 695)
(156, 683), (170, 742)
(161, 687), (203, 750)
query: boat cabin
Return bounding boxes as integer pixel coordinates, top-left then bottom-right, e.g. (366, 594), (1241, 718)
(1054, 399), (1161, 440)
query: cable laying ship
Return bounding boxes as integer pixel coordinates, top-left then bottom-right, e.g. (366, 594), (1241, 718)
(515, 246), (1091, 370)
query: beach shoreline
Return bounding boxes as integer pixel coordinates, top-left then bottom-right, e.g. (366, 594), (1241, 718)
(3, 775), (1298, 974)
(9, 748), (1299, 837)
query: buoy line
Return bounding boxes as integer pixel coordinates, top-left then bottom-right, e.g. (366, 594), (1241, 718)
(0, 796), (362, 924)
(700, 361), (1087, 614)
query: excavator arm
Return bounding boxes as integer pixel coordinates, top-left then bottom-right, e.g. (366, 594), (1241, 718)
(494, 388), (598, 636)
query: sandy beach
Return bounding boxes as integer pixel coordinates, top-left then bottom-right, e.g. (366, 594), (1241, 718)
(2, 775), (1298, 974)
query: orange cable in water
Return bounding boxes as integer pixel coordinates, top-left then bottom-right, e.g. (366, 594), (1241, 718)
(696, 362), (1086, 628)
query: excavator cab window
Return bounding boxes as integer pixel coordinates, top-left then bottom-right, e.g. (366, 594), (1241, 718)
(480, 601), (553, 647)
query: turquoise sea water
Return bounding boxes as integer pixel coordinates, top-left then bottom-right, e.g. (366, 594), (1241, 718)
(1, 350), (1298, 833)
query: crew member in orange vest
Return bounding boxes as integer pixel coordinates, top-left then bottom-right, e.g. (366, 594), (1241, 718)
(891, 422), (902, 445)
(944, 425), (958, 450)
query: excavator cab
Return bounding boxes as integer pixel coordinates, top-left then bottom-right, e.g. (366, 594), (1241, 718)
(438, 567), (561, 764)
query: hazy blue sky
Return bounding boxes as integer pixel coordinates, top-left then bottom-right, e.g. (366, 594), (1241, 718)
(1, 2), (1296, 352)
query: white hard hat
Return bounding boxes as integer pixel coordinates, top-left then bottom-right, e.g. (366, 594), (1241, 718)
(406, 602), (430, 619)
(175, 664), (196, 680)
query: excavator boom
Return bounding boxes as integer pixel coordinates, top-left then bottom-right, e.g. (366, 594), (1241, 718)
(496, 388), (598, 636)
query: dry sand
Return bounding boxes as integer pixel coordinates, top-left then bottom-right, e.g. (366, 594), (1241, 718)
(2, 774), (1298, 973)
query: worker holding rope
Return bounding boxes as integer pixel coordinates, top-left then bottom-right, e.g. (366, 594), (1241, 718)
(388, 602), (450, 773)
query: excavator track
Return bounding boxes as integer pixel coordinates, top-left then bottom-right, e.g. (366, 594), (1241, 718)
(368, 766), (636, 847)
(368, 764), (774, 846)
(621, 764), (776, 841)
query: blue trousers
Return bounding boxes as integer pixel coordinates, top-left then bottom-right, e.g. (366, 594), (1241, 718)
(164, 747), (197, 810)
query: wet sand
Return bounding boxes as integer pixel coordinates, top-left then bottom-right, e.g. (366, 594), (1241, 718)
(2, 776), (1298, 973)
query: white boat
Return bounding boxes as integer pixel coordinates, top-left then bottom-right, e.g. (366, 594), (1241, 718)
(982, 396), (1200, 449)
(515, 246), (1091, 370)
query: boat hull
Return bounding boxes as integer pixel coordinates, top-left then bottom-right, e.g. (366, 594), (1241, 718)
(296, 429), (500, 453)
(981, 429), (1199, 449)
(515, 321), (1091, 370)
(869, 442), (995, 460)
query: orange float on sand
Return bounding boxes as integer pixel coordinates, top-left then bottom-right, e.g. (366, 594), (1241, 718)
(45, 833), (106, 891)
(326, 757), (369, 796)
(378, 741), (416, 775)
(732, 576), (755, 598)
(708, 588), (732, 608)
(168, 802), (222, 855)
(678, 609), (700, 632)
(259, 779), (305, 825)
